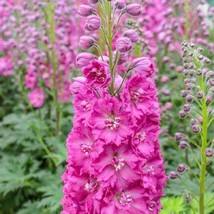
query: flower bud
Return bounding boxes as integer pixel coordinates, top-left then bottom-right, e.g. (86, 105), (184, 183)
(89, 0), (99, 4)
(196, 91), (203, 99)
(176, 66), (184, 73)
(190, 118), (197, 125)
(197, 69), (202, 76)
(179, 110), (187, 119)
(176, 163), (187, 172)
(85, 15), (101, 31)
(184, 104), (191, 112)
(165, 102), (173, 110)
(117, 53), (127, 65)
(131, 57), (154, 77)
(181, 90), (188, 97)
(78, 5), (95, 17)
(79, 36), (96, 49)
(179, 141), (190, 149)
(185, 83), (193, 90)
(116, 37), (132, 53)
(207, 96), (213, 104)
(209, 79), (214, 86)
(161, 76), (169, 83)
(114, 0), (126, 9)
(169, 171), (180, 179)
(162, 56), (170, 63)
(123, 29), (139, 42)
(197, 116), (203, 123)
(192, 124), (201, 133)
(126, 4), (142, 16)
(205, 148), (213, 157)
(170, 63), (176, 70)
(76, 53), (97, 67)
(175, 132), (184, 142)
(186, 94), (194, 103)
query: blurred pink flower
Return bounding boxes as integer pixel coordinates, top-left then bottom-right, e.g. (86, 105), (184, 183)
(28, 88), (45, 108)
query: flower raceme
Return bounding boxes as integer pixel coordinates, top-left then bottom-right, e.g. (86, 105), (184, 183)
(62, 1), (166, 213)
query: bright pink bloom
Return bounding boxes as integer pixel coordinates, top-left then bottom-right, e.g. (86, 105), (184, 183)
(62, 2), (166, 213)
(90, 96), (132, 145)
(82, 60), (111, 88)
(28, 88), (45, 108)
(93, 144), (139, 188)
(122, 74), (157, 117)
(101, 185), (160, 214)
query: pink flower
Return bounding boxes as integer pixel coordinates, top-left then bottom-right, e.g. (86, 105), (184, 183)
(82, 60), (111, 88)
(132, 117), (160, 158)
(76, 53), (97, 68)
(126, 4), (142, 16)
(78, 5), (95, 17)
(28, 88), (45, 108)
(116, 37), (133, 53)
(0, 56), (13, 76)
(90, 96), (132, 145)
(66, 127), (100, 173)
(78, 36), (96, 50)
(62, 2), (166, 212)
(101, 185), (158, 214)
(93, 144), (139, 188)
(58, 79), (72, 103)
(62, 165), (103, 214)
(131, 57), (155, 77)
(25, 69), (37, 89)
(84, 15), (101, 31)
(122, 75), (157, 117)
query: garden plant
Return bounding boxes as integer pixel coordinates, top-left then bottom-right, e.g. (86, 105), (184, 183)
(0, 0), (213, 214)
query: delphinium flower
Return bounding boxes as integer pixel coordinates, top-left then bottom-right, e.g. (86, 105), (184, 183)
(0, 0), (83, 109)
(62, 0), (166, 213)
(169, 42), (214, 213)
(135, 0), (214, 168)
(0, 0), (86, 135)
(0, 1), (16, 77)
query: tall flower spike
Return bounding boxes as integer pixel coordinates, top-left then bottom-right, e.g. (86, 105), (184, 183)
(62, 0), (166, 213)
(170, 42), (214, 213)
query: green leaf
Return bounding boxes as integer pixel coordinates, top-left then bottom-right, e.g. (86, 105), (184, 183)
(160, 197), (187, 213)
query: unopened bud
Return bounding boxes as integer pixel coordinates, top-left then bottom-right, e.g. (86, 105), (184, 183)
(205, 148), (213, 157)
(186, 94), (194, 103)
(179, 110), (187, 119)
(169, 171), (180, 179)
(179, 141), (190, 149)
(192, 124), (201, 133)
(196, 91), (203, 99)
(190, 119), (197, 125)
(181, 90), (188, 97)
(175, 132), (184, 142)
(184, 104), (191, 112)
(176, 163), (187, 172)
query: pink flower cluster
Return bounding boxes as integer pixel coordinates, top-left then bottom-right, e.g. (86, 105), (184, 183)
(133, 0), (214, 58)
(62, 58), (166, 213)
(0, 0), (84, 108)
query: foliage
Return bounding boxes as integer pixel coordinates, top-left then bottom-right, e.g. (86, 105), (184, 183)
(0, 76), (72, 213)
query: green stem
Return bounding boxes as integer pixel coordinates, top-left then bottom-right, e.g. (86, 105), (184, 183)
(184, 0), (190, 40)
(38, 137), (58, 167)
(45, 2), (61, 136)
(106, 1), (114, 95)
(199, 99), (208, 214)
(198, 76), (208, 214)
